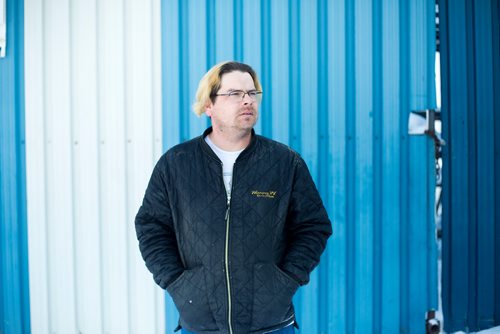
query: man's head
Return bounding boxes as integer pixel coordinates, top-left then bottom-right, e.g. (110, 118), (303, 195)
(193, 61), (262, 116)
(193, 61), (262, 133)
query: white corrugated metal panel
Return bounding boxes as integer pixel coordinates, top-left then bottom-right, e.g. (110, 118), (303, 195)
(24, 0), (164, 333)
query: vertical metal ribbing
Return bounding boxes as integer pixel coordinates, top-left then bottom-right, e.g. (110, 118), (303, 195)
(345, 0), (355, 331)
(288, 0), (301, 154)
(233, 0), (243, 62)
(206, 0), (215, 129)
(260, 0), (272, 138)
(317, 0), (329, 331)
(0, 0), (30, 332)
(465, 0), (478, 328)
(160, 1), (439, 332)
(493, 0), (500, 326)
(440, 0), (500, 331)
(317, 0), (328, 329)
(399, 0), (410, 331)
(372, 0), (383, 332)
(179, 0), (189, 143)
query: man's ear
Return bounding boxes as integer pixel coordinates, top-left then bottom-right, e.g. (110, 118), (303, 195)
(205, 102), (214, 117)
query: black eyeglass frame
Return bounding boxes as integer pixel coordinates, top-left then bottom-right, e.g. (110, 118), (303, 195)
(213, 90), (263, 101)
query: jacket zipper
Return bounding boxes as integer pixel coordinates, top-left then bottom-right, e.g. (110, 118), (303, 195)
(223, 162), (234, 334)
(224, 201), (233, 334)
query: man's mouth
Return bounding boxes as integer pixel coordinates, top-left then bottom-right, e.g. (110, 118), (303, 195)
(240, 109), (254, 116)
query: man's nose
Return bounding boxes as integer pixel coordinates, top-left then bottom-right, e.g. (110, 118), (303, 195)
(242, 93), (253, 104)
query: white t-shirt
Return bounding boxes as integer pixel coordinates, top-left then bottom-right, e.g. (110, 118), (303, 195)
(205, 136), (244, 202)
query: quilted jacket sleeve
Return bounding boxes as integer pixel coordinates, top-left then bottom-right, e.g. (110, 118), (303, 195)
(280, 155), (332, 286)
(135, 155), (184, 289)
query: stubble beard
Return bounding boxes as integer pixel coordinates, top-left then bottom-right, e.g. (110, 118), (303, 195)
(212, 106), (258, 136)
(236, 113), (257, 132)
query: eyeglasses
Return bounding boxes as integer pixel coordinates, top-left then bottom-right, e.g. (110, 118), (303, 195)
(214, 90), (263, 103)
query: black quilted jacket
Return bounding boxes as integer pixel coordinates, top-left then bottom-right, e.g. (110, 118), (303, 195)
(135, 128), (332, 334)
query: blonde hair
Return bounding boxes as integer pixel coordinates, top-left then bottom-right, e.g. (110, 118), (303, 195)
(192, 61), (263, 116)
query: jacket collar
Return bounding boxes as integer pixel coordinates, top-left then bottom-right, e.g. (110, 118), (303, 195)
(200, 127), (257, 162)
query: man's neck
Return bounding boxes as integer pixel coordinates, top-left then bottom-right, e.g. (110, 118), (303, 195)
(208, 127), (252, 151)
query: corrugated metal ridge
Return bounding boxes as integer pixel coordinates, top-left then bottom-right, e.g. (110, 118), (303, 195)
(0, 0), (31, 333)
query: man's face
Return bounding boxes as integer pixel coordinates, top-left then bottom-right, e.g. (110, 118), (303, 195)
(206, 71), (259, 132)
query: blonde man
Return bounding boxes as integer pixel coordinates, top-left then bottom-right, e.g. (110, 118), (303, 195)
(136, 61), (331, 334)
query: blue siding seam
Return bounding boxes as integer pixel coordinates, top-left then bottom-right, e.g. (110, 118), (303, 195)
(316, 0), (329, 331)
(399, 0), (410, 331)
(465, 0), (478, 328)
(233, 0), (243, 61)
(260, 0), (272, 137)
(287, 0), (303, 322)
(179, 0), (189, 142)
(288, 0), (301, 153)
(17, 0), (30, 329)
(160, 0), (169, 151)
(206, 0), (215, 129)
(493, 0), (500, 326)
(206, 0), (215, 67)
(474, 0), (497, 329)
(474, 0), (495, 327)
(345, 0), (355, 332)
(372, 0), (383, 332)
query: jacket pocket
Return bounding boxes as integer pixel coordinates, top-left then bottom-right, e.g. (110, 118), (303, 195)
(251, 262), (300, 330)
(166, 266), (218, 332)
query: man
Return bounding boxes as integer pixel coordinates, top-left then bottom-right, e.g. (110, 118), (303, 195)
(135, 61), (332, 334)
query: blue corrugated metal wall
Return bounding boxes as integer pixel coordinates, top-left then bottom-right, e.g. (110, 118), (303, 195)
(161, 0), (438, 333)
(0, 0), (30, 333)
(439, 0), (500, 332)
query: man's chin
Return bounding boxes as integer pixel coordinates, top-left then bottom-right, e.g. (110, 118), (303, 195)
(240, 121), (256, 130)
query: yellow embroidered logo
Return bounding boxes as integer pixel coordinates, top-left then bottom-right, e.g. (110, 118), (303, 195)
(251, 190), (277, 199)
